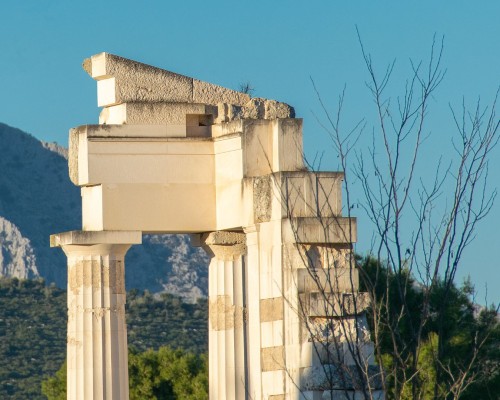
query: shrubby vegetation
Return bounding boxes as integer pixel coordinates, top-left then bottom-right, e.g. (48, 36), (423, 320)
(128, 347), (207, 400)
(127, 289), (207, 355)
(0, 277), (207, 399)
(42, 347), (208, 400)
(359, 256), (500, 399)
(0, 278), (66, 400)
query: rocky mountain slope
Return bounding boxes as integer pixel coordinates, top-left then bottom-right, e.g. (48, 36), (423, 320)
(0, 123), (208, 300)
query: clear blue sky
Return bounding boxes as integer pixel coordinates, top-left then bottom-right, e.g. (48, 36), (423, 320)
(0, 1), (498, 303)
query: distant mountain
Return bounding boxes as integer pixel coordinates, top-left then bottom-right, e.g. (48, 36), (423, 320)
(0, 123), (208, 300)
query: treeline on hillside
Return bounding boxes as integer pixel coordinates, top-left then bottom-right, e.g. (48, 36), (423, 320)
(359, 256), (500, 400)
(0, 278), (207, 400)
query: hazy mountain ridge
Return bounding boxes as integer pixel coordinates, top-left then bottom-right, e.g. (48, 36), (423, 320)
(0, 123), (208, 300)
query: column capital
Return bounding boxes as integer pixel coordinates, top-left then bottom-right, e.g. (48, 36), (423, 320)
(50, 230), (142, 247)
(200, 231), (246, 261)
(202, 231), (245, 246)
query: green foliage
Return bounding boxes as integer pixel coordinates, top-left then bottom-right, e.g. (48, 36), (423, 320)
(0, 278), (66, 400)
(127, 290), (208, 355)
(359, 255), (425, 354)
(359, 256), (500, 399)
(459, 308), (500, 400)
(0, 277), (207, 399)
(42, 347), (208, 400)
(41, 361), (66, 400)
(129, 347), (208, 400)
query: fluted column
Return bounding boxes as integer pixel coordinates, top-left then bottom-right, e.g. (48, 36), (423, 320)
(51, 231), (141, 400)
(202, 231), (247, 400)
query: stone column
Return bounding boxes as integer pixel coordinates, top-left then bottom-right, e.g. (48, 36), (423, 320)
(202, 231), (247, 400)
(50, 230), (142, 400)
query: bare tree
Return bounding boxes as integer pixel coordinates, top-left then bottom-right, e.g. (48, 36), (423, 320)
(284, 33), (499, 400)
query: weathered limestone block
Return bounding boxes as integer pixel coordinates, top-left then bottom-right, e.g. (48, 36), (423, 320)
(99, 102), (218, 126)
(239, 119), (305, 177)
(260, 319), (284, 349)
(342, 341), (376, 366)
(261, 346), (285, 371)
(214, 103), (243, 123)
(211, 118), (246, 137)
(260, 297), (284, 322)
(283, 217), (357, 244)
(282, 171), (344, 218)
(242, 98), (295, 120)
(304, 245), (353, 270)
(202, 231), (246, 260)
(202, 230), (245, 246)
(81, 183), (217, 233)
(214, 98), (295, 123)
(83, 52), (250, 107)
(301, 292), (371, 317)
(69, 124), (203, 185)
(264, 99), (296, 119)
(208, 294), (246, 331)
(253, 175), (273, 222)
(193, 79), (246, 107)
(305, 316), (372, 344)
(300, 339), (375, 369)
(297, 267), (359, 293)
(50, 230), (141, 247)
(239, 100), (265, 119)
(248, 170), (344, 226)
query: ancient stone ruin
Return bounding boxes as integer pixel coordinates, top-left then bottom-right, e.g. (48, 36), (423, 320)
(51, 53), (383, 399)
